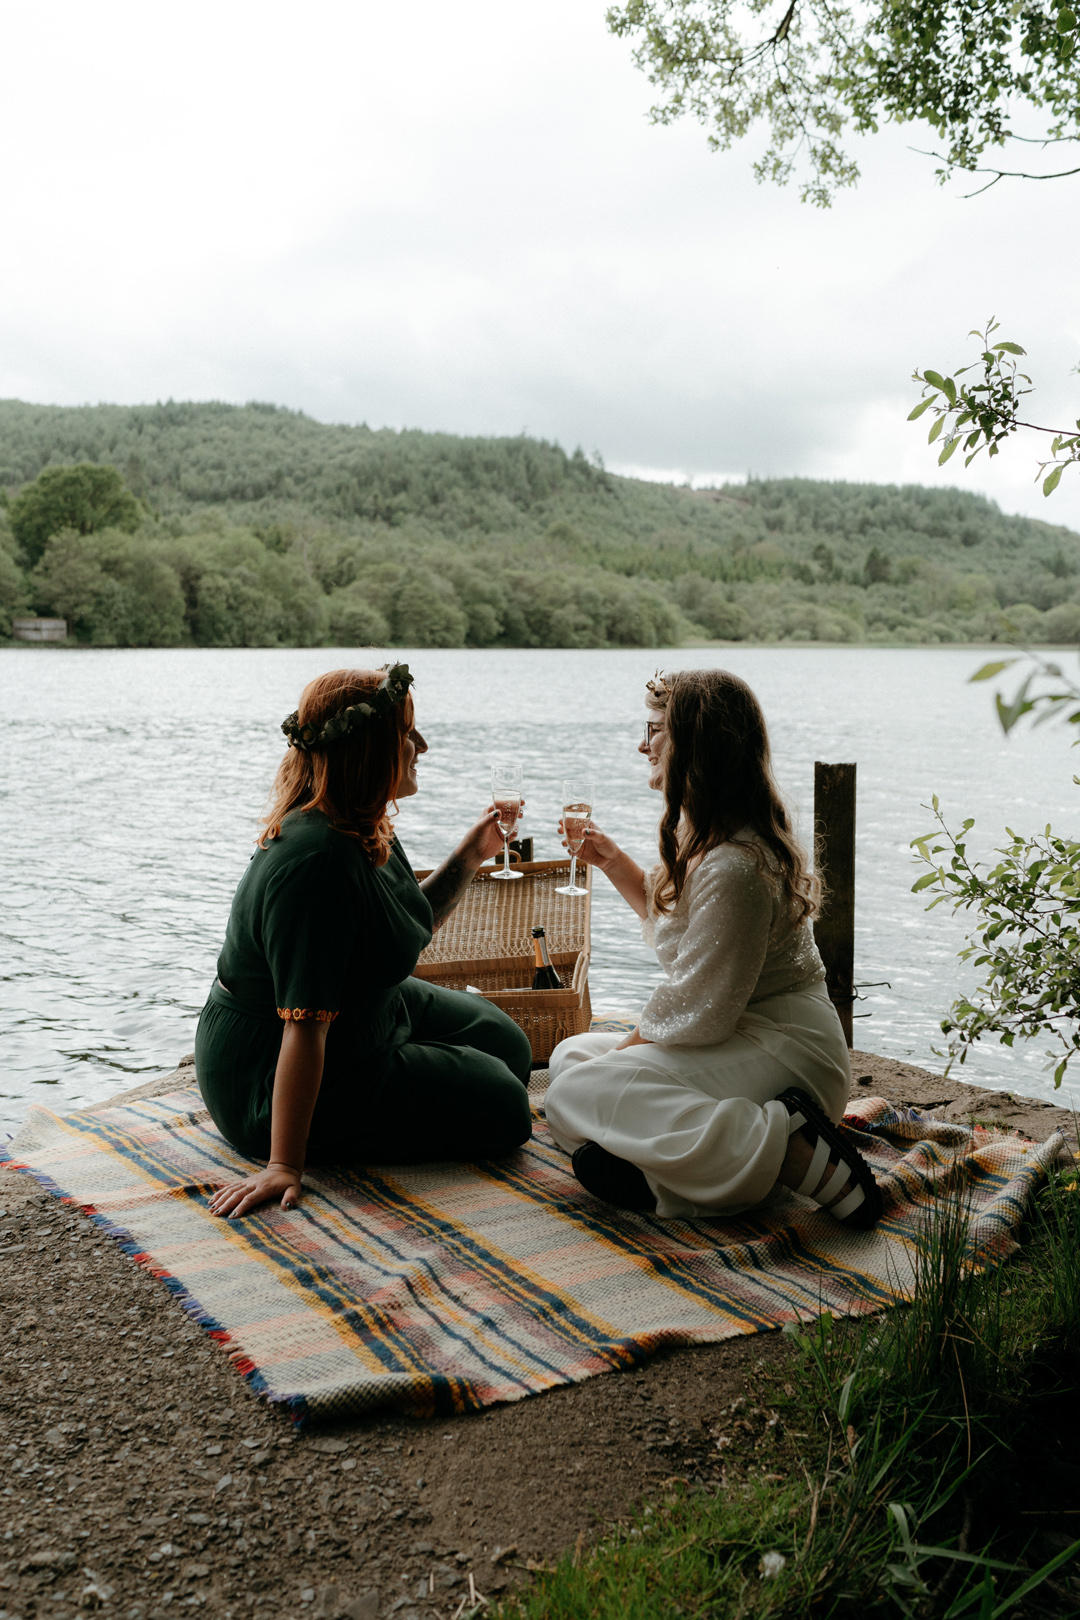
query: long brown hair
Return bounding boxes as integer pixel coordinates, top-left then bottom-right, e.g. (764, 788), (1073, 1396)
(649, 668), (819, 922)
(259, 668), (415, 864)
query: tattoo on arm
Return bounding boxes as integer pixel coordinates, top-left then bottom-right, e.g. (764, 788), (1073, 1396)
(420, 857), (474, 926)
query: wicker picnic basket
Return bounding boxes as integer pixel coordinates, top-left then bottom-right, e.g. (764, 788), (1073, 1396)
(412, 859), (592, 1063)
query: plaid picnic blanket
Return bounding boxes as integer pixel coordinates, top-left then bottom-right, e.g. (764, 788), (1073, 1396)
(3, 1085), (1065, 1424)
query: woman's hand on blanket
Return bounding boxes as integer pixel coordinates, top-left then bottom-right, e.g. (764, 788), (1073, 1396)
(208, 1162), (303, 1219)
(558, 818), (620, 872)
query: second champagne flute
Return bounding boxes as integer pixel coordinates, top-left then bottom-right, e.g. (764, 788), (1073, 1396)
(556, 778), (593, 897)
(490, 761), (524, 881)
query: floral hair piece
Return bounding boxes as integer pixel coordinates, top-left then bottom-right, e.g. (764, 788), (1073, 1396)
(280, 663), (414, 752)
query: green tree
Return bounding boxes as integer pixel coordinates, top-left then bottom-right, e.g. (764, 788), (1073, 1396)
(0, 546), (27, 624)
(812, 542), (835, 578)
(30, 530), (185, 647)
(170, 533), (328, 648)
(690, 584), (750, 640)
(446, 562), (508, 647)
(607, 0), (1080, 205)
(864, 546), (893, 584)
(9, 463), (142, 565)
(603, 575), (685, 644)
(1046, 602), (1080, 640)
(0, 519), (28, 625)
(390, 569), (469, 647)
(325, 585), (391, 647)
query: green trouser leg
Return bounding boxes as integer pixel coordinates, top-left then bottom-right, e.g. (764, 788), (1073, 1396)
(307, 978), (534, 1165)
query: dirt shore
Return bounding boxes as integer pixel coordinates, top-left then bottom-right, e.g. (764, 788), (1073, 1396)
(1, 1051), (1073, 1620)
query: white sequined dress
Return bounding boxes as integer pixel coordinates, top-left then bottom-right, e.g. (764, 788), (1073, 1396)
(544, 837), (851, 1217)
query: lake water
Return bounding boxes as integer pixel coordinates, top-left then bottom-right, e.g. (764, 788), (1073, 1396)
(3, 644), (1079, 1134)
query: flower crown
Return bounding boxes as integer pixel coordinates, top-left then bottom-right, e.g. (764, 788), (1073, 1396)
(281, 663), (414, 752)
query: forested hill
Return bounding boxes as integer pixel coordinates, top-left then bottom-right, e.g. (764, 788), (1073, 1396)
(2, 397), (1079, 649)
(0, 399), (607, 525)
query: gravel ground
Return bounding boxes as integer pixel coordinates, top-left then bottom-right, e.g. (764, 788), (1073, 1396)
(1, 1050), (1072, 1620)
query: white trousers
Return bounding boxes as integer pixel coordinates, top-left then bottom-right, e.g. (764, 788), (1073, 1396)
(544, 981), (851, 1219)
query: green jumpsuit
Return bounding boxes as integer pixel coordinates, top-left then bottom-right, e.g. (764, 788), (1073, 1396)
(195, 810), (533, 1163)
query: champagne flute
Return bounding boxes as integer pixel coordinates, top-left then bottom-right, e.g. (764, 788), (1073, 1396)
(556, 778), (593, 896)
(490, 761), (524, 881)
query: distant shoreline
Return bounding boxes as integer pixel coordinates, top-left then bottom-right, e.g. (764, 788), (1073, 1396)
(3, 637), (1077, 653)
(4, 405), (1078, 654)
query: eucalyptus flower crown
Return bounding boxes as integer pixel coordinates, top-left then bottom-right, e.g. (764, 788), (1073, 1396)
(280, 663), (414, 752)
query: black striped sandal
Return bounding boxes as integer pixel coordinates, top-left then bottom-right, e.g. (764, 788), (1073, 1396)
(778, 1087), (884, 1230)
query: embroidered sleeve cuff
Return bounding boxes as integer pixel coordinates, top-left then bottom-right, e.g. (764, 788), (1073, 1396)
(277, 1007), (339, 1023)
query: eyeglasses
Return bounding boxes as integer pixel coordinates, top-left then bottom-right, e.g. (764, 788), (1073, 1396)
(643, 721), (664, 747)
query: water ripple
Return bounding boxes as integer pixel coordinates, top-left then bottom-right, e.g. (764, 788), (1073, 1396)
(3, 644), (1078, 1129)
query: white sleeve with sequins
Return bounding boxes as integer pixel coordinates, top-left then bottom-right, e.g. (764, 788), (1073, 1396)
(637, 848), (773, 1047)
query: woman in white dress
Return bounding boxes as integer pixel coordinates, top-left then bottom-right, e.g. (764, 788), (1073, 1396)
(545, 668), (882, 1228)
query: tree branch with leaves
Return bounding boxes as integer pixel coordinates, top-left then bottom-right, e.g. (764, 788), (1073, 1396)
(911, 798), (1080, 1086)
(909, 320), (1080, 495)
(909, 648), (1080, 1086)
(970, 649), (1080, 735)
(606, 0), (1080, 204)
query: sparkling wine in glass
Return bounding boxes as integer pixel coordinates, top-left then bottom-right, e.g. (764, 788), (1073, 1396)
(556, 778), (593, 897)
(490, 761), (524, 881)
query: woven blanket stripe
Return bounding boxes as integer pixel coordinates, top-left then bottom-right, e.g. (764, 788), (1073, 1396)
(62, 1106), (640, 1383)
(486, 1139), (902, 1323)
(7, 1109), (431, 1407)
(4, 1090), (1065, 1425)
(4, 1104), (639, 1416)
(169, 1114), (604, 1403)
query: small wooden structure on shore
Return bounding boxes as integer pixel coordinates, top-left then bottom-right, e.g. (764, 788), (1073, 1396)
(11, 616), (67, 642)
(813, 761), (856, 1047)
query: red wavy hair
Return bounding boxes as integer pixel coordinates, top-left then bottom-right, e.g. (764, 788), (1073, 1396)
(258, 668), (415, 865)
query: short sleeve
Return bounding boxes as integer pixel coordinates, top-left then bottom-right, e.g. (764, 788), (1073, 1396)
(262, 850), (362, 1023)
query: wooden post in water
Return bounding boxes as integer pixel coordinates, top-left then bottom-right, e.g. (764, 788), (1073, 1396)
(813, 762), (856, 1049)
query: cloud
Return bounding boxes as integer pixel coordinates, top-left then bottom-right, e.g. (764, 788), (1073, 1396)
(1, 0), (1077, 527)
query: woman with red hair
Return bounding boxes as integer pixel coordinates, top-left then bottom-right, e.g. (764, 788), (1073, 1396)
(197, 664), (533, 1218)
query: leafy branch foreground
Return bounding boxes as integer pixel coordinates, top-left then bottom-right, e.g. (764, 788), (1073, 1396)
(607, 0), (1080, 206)
(899, 650), (1080, 1089)
(499, 1170), (1080, 1618)
(911, 797), (1080, 1087)
(910, 321), (1080, 496)
(969, 649), (1080, 739)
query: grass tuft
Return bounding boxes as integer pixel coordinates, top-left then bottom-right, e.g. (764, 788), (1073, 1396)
(496, 1161), (1080, 1619)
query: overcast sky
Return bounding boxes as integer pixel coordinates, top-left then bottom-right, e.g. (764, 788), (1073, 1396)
(3, 0), (1078, 527)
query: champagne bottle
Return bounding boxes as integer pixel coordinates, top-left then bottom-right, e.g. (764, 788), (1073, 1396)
(531, 925), (563, 990)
